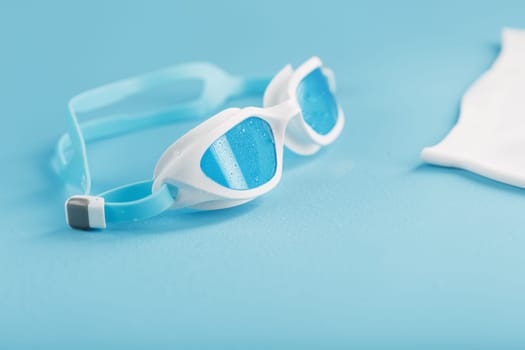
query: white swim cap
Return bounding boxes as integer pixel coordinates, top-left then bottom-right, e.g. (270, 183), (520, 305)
(422, 28), (525, 188)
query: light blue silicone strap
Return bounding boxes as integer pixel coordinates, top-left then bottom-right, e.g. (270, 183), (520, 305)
(99, 180), (174, 224)
(55, 62), (271, 227)
(232, 77), (271, 98)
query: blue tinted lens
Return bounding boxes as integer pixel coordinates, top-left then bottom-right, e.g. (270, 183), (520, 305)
(200, 117), (277, 190)
(296, 68), (338, 135)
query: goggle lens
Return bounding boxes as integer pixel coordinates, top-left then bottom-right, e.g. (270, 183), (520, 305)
(200, 117), (277, 190)
(296, 68), (338, 135)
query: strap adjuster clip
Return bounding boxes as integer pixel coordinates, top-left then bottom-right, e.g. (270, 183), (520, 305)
(65, 195), (106, 230)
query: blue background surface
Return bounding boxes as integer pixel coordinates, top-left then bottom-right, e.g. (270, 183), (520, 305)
(2, 0), (525, 348)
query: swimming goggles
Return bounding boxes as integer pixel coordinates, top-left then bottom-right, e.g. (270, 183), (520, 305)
(54, 56), (345, 230)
